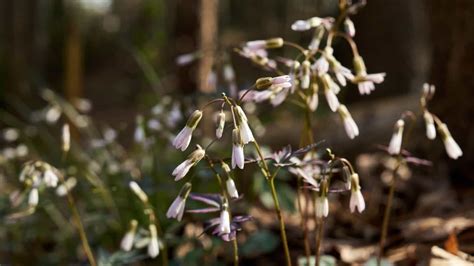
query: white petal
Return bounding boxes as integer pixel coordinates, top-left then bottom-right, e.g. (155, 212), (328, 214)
(301, 74), (310, 89)
(343, 116), (359, 139)
(172, 126), (193, 151)
(291, 20), (311, 31)
(315, 196), (329, 218)
(28, 188), (39, 207)
(365, 73), (385, 83)
(350, 190), (365, 213)
(226, 179), (239, 198)
(245, 40), (266, 51)
(172, 159), (194, 181)
(271, 75), (291, 84)
(239, 122), (255, 144)
(166, 196), (185, 221)
(322, 197), (329, 217)
(43, 170), (58, 187)
(388, 132), (402, 155)
(148, 237), (160, 258)
(308, 93), (318, 111)
(444, 137), (463, 159)
(219, 210), (231, 234)
(314, 57), (329, 74)
(232, 145), (244, 169)
(121, 232), (135, 251)
(325, 89), (340, 112)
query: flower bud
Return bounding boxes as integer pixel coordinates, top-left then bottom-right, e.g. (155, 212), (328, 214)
(309, 26), (325, 51)
(315, 195), (329, 218)
(222, 162), (231, 174)
(129, 181), (148, 203)
(423, 83), (436, 99)
(231, 129), (245, 169)
(307, 17), (323, 27)
(438, 123), (463, 159)
(62, 124), (70, 153)
(265, 38), (284, 49)
(172, 145), (205, 181)
(186, 110), (203, 129)
(219, 204), (231, 234)
(338, 105), (359, 139)
(344, 18), (355, 37)
(423, 111), (436, 140)
(308, 81), (319, 111)
(167, 182), (192, 221)
(349, 174), (365, 213)
(216, 110), (226, 139)
(28, 188), (39, 207)
(173, 110), (202, 151)
(148, 224), (160, 258)
(291, 20), (311, 31)
(56, 177), (77, 196)
(134, 115), (146, 144)
(121, 220), (138, 251)
(256, 77), (273, 89)
(323, 76), (340, 112)
(256, 75), (291, 90)
(226, 178), (239, 199)
(388, 119), (404, 155)
(301, 60), (311, 89)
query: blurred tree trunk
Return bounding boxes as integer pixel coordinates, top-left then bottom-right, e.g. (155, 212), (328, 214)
(64, 6), (83, 103)
(426, 0), (474, 181)
(198, 0), (218, 93)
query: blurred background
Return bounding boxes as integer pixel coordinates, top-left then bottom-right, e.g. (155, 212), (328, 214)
(0, 0), (473, 265)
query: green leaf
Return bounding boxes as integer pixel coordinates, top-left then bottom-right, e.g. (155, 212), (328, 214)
(277, 182), (297, 213)
(240, 230), (279, 257)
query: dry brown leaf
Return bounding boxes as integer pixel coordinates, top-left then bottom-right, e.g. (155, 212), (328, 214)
(444, 231), (459, 255)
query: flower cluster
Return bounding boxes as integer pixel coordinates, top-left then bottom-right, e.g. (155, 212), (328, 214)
(387, 83), (462, 159)
(186, 194), (251, 241)
(18, 161), (62, 208)
(124, 181), (163, 258)
(236, 15), (385, 140)
(287, 148), (365, 218)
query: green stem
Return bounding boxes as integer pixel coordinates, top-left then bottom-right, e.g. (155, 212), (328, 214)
(253, 141), (292, 266)
(233, 238), (239, 266)
(61, 176), (96, 266)
(314, 217), (325, 266)
(269, 177), (292, 266)
(297, 177), (311, 265)
(61, 152), (96, 266)
(302, 105), (315, 266)
(377, 162), (400, 265)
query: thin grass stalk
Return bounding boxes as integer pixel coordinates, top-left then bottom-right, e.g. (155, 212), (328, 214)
(253, 141), (292, 266)
(377, 161), (400, 265)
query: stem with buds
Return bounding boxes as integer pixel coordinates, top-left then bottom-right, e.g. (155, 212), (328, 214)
(206, 157), (239, 266)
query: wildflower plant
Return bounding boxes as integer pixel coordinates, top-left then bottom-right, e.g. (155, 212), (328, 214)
(0, 0), (465, 265)
(377, 83), (463, 264)
(171, 1), (381, 263)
